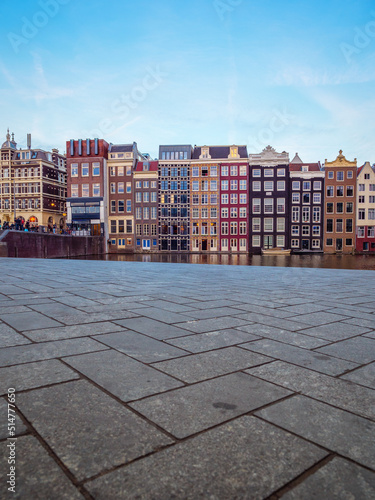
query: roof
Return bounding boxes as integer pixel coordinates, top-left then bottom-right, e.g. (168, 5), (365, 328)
(135, 161), (158, 172)
(289, 163), (321, 172)
(290, 153), (303, 164)
(192, 146), (248, 160)
(109, 144), (134, 153)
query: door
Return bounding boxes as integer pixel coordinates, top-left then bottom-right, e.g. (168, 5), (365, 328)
(264, 236), (273, 249)
(142, 239), (151, 250)
(336, 238), (343, 251)
(91, 224), (101, 236)
(230, 239), (238, 251)
(302, 240), (309, 250)
(202, 240), (208, 251)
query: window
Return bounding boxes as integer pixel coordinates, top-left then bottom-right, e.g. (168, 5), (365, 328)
(143, 192), (149, 203)
(303, 181), (311, 191)
(370, 196), (375, 203)
(264, 181), (274, 191)
(221, 166), (229, 176)
(118, 200), (125, 213)
(252, 181), (261, 191)
(347, 186), (354, 196)
(253, 169), (261, 177)
(328, 171), (334, 179)
(135, 181), (141, 188)
(239, 180), (247, 190)
(357, 226), (365, 237)
(264, 199), (273, 214)
(111, 183), (116, 194)
(326, 238), (333, 246)
(231, 207), (238, 218)
(346, 202), (353, 213)
(230, 180), (238, 190)
(118, 182), (124, 193)
(118, 167), (124, 176)
(71, 185), (78, 197)
(135, 192), (142, 203)
(230, 165), (238, 176)
(313, 207), (321, 222)
(239, 193), (247, 204)
(277, 181), (285, 191)
(161, 181), (168, 190)
(346, 219), (353, 232)
(253, 218), (261, 231)
(264, 218), (273, 231)
(211, 193), (218, 204)
(313, 181), (321, 190)
(230, 194), (238, 204)
(110, 220), (117, 233)
(346, 238), (353, 246)
(126, 182), (131, 193)
(151, 181), (157, 188)
(302, 226), (310, 236)
(337, 171), (344, 181)
(292, 193), (300, 203)
(71, 164), (78, 177)
(313, 193), (321, 203)
(264, 169), (273, 177)
(202, 194), (208, 204)
(211, 165), (218, 176)
(277, 198), (285, 214)
(368, 226), (375, 237)
(151, 224), (157, 235)
(221, 222), (229, 235)
(291, 239), (299, 248)
(239, 222), (247, 235)
(277, 235), (285, 247)
(252, 198), (261, 214)
(370, 184), (375, 192)
(221, 180), (229, 190)
(136, 224), (142, 236)
(359, 195), (365, 203)
(312, 226), (320, 236)
(326, 186), (334, 197)
(93, 183), (100, 196)
(277, 168), (285, 177)
(202, 207), (208, 218)
(292, 225), (299, 236)
(192, 208), (199, 218)
(326, 219), (333, 232)
(364, 173), (370, 180)
(127, 200), (131, 213)
(230, 222), (237, 235)
(369, 209), (375, 220)
(211, 180), (218, 190)
(252, 235), (260, 247)
(239, 207), (247, 218)
(302, 207), (310, 222)
(336, 219), (343, 232)
(347, 171), (353, 179)
(239, 165), (247, 176)
(292, 207), (300, 222)
(162, 167), (169, 176)
(171, 181), (178, 190)
(82, 164), (89, 176)
(292, 181), (300, 190)
(93, 163), (100, 176)
(358, 209), (365, 220)
(336, 202), (344, 213)
(303, 193), (310, 204)
(118, 220), (125, 233)
(312, 240), (320, 249)
(277, 218), (285, 232)
(358, 184), (365, 191)
(111, 200), (116, 213)
(82, 184), (89, 197)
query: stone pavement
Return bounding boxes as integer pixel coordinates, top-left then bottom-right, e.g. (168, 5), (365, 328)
(0, 258), (374, 499)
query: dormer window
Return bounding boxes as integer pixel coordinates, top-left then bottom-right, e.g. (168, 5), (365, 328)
(229, 146), (239, 158)
(200, 147), (210, 159)
(302, 166), (308, 172)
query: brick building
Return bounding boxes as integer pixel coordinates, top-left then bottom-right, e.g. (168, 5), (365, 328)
(289, 154), (324, 252)
(1, 129), (66, 230)
(356, 161), (375, 253)
(323, 151), (357, 253)
(134, 160), (159, 252)
(107, 142), (145, 252)
(66, 138), (109, 237)
(249, 146), (290, 254)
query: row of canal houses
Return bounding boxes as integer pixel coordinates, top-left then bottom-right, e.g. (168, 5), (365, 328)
(66, 139), (375, 254)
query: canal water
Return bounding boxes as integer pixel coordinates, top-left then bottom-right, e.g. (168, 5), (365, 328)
(77, 253), (375, 270)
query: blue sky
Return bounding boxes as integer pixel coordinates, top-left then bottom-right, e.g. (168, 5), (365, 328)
(0, 0), (374, 164)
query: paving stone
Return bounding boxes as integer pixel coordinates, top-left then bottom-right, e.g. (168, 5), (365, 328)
(247, 360), (375, 420)
(182, 306), (247, 320)
(288, 311), (348, 326)
(242, 339), (358, 376)
(366, 331), (375, 339)
(0, 397), (27, 439)
(177, 316), (252, 333)
(64, 349), (183, 401)
(315, 336), (375, 364)
(0, 360), (80, 396)
(86, 416), (327, 500)
(24, 322), (126, 342)
(153, 347), (272, 383)
(340, 362), (375, 389)
(54, 295), (102, 308)
(183, 298), (242, 309)
(16, 380), (173, 481)
(234, 313), (309, 331)
(93, 331), (188, 363)
(0, 338), (108, 367)
(298, 322), (371, 341)
(28, 302), (82, 317)
(129, 307), (193, 324)
(256, 395), (375, 469)
(53, 311), (138, 325)
(114, 317), (195, 340)
(138, 299), (195, 313)
(0, 311), (63, 331)
(0, 435), (84, 499)
(282, 457), (375, 500)
(165, 328), (260, 352)
(236, 324), (329, 349)
(343, 317), (375, 329)
(0, 323), (31, 348)
(227, 304), (294, 318)
(130, 372), (291, 438)
(277, 303), (330, 315)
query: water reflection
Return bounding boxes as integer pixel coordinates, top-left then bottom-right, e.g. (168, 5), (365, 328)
(76, 253), (375, 270)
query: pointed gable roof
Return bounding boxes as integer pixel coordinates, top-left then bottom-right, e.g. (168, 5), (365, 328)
(290, 153), (303, 164)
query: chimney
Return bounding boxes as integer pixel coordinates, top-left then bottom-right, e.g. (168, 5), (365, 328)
(27, 134), (31, 149)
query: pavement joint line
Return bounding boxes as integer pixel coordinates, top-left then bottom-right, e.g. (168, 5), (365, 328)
(265, 453), (336, 499)
(12, 403), (95, 500)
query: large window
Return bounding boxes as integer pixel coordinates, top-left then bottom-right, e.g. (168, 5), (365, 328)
(82, 184), (89, 197)
(93, 184), (100, 196)
(264, 199), (273, 214)
(93, 163), (100, 176)
(82, 164), (89, 176)
(71, 164), (78, 177)
(71, 185), (78, 197)
(118, 200), (124, 213)
(252, 198), (261, 214)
